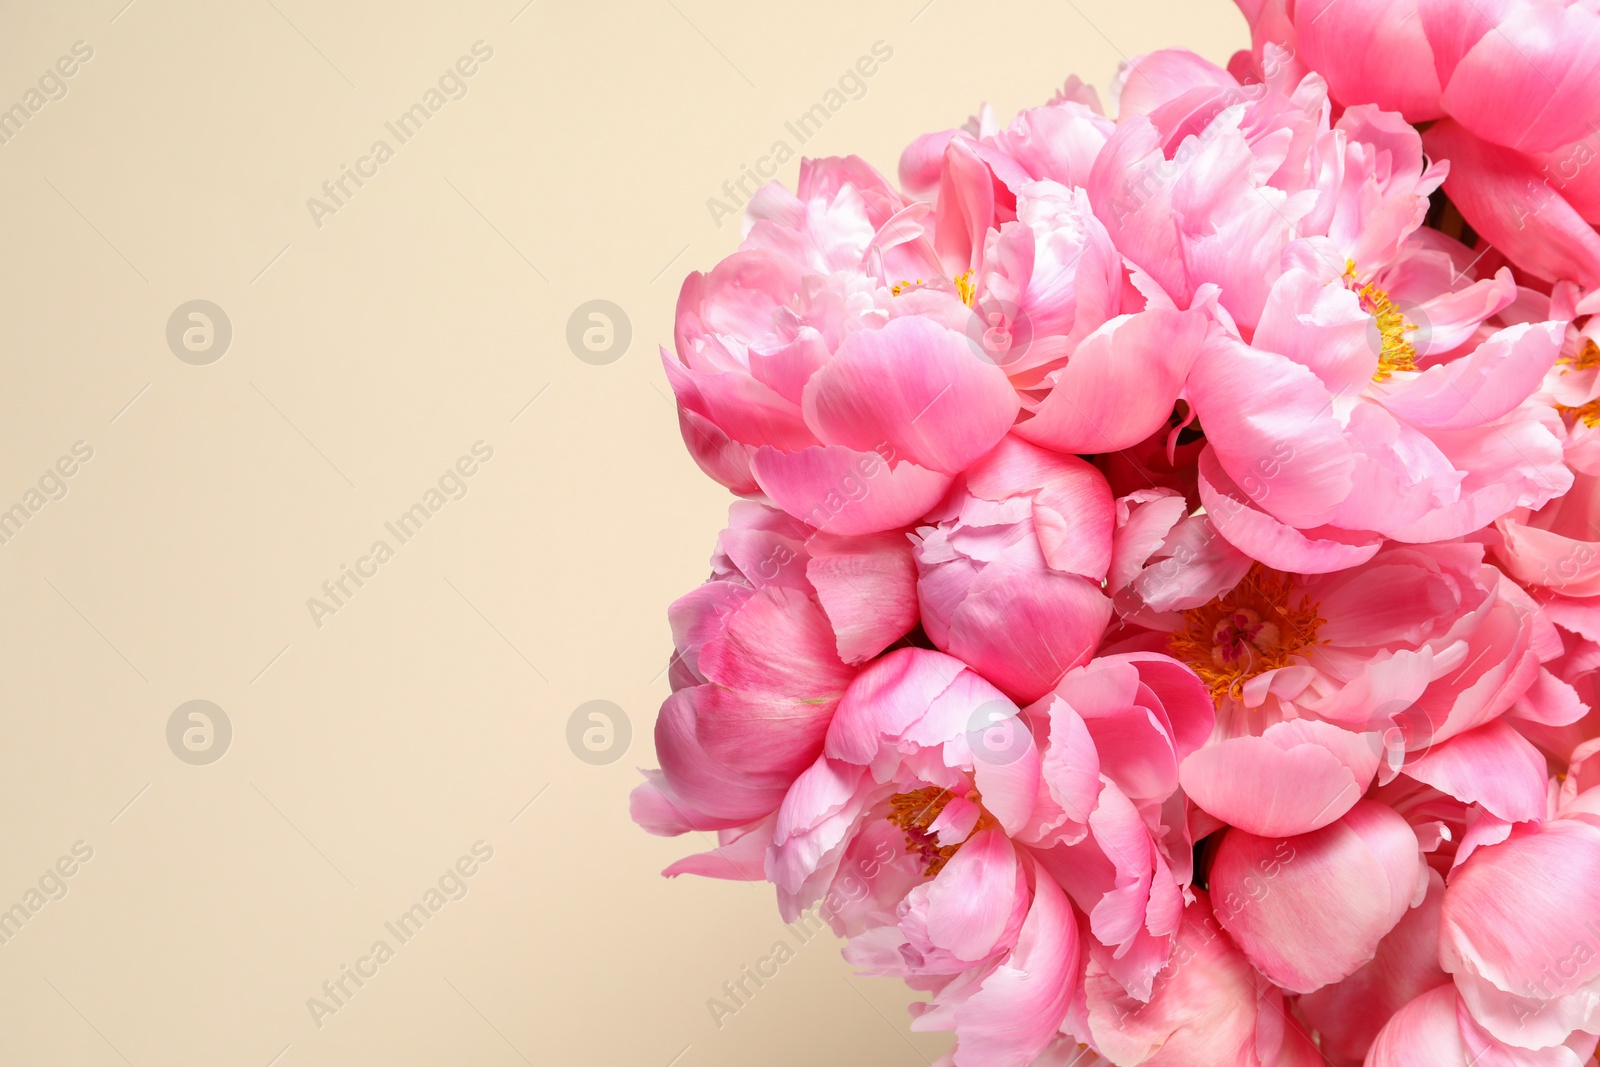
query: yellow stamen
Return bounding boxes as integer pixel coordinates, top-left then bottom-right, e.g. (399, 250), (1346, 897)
(890, 277), (926, 297)
(954, 270), (976, 308)
(1558, 399), (1600, 428)
(1168, 564), (1324, 705)
(1344, 262), (1418, 382)
(885, 786), (992, 877)
(1559, 338), (1600, 371)
(1553, 341), (1600, 425)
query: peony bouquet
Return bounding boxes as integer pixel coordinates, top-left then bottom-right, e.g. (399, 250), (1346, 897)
(633, 2), (1600, 1063)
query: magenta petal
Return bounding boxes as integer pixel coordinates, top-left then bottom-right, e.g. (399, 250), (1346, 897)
(751, 445), (952, 535)
(802, 316), (1020, 475)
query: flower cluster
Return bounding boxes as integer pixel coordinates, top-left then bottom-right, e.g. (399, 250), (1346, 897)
(634, 8), (1600, 1064)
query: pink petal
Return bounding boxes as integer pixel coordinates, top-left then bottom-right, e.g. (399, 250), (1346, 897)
(804, 531), (919, 663)
(1378, 322), (1564, 432)
(1198, 448), (1384, 573)
(963, 436), (1115, 580)
(953, 864), (1081, 1066)
(661, 814), (778, 881)
(925, 828), (1021, 961)
(1402, 719), (1549, 824)
(1212, 800), (1424, 993)
(1298, 869), (1450, 1063)
(1436, 0), (1600, 154)
(824, 648), (968, 765)
(939, 555), (1113, 703)
(1018, 307), (1209, 454)
(803, 317), (1020, 476)
(1179, 720), (1380, 837)
(751, 444), (952, 535)
(1294, 0), (1444, 121)
(1424, 121), (1600, 289)
(1187, 336), (1355, 528)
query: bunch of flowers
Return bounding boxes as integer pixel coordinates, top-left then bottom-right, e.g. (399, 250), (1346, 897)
(634, 4), (1600, 1063)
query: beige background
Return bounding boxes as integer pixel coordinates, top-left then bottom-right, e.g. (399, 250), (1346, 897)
(0, 2), (1245, 1064)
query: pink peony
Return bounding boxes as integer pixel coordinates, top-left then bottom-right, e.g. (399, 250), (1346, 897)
(634, 33), (1600, 1065)
(631, 501), (914, 854)
(912, 435), (1116, 702)
(769, 648), (1080, 1066)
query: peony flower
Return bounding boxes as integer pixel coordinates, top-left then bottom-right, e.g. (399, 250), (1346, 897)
(768, 647), (1081, 1066)
(631, 501), (915, 862)
(1235, 0), (1600, 288)
(1187, 242), (1568, 570)
(912, 435), (1116, 702)
(666, 157), (1019, 534)
(1131, 543), (1570, 834)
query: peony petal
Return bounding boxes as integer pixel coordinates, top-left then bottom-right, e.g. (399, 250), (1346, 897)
(803, 315), (1020, 475)
(804, 530), (920, 663)
(1402, 719), (1549, 824)
(1018, 308), (1209, 455)
(751, 444), (952, 536)
(1179, 721), (1378, 837)
(1212, 800), (1424, 993)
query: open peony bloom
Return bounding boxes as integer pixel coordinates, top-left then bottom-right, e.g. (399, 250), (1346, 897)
(912, 436), (1116, 702)
(1136, 543), (1575, 836)
(769, 648), (1081, 1066)
(1188, 239), (1569, 569)
(638, 33), (1600, 1066)
(1236, 0), (1600, 288)
(666, 157), (1020, 535)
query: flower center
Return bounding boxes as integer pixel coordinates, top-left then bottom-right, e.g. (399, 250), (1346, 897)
(1347, 262), (1418, 382)
(885, 785), (992, 877)
(890, 271), (977, 307)
(1556, 339), (1600, 427)
(1168, 564), (1324, 704)
(953, 270), (976, 307)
